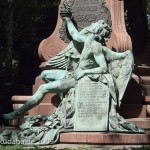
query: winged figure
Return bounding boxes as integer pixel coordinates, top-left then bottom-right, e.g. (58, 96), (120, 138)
(2, 13), (144, 145)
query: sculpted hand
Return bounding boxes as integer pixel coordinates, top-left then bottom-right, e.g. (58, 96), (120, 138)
(74, 70), (85, 80)
(63, 17), (71, 21)
(60, 6), (72, 20)
(120, 50), (132, 59)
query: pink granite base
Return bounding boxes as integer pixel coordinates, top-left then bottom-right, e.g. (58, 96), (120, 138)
(128, 118), (150, 129)
(60, 132), (150, 144)
(1, 127), (150, 145)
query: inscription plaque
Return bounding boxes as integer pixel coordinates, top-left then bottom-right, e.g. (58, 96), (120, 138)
(74, 76), (109, 131)
(60, 0), (111, 43)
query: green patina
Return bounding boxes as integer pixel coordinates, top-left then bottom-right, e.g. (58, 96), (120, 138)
(1, 8), (144, 146)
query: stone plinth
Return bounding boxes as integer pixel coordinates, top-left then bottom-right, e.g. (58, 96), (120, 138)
(128, 118), (150, 129)
(134, 66), (150, 76)
(60, 132), (150, 144)
(11, 96), (31, 104)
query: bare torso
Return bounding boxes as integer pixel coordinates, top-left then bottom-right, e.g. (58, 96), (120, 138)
(78, 37), (103, 70)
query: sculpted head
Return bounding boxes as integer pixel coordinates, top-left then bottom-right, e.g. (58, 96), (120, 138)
(82, 20), (111, 43)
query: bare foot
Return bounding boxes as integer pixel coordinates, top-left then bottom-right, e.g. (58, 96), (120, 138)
(3, 111), (24, 120)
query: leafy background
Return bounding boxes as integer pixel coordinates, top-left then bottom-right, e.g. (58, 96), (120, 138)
(0, 0), (59, 125)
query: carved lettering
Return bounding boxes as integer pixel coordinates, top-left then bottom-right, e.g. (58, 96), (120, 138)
(75, 0), (99, 5)
(74, 76), (109, 131)
(75, 6), (98, 12)
(73, 14), (97, 22)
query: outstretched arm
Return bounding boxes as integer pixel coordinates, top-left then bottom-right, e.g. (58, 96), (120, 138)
(64, 17), (86, 43)
(103, 46), (130, 61)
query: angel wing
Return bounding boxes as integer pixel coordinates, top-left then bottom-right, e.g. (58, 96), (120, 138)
(46, 29), (89, 69)
(46, 42), (75, 70)
(46, 24), (94, 69)
(105, 49), (134, 106)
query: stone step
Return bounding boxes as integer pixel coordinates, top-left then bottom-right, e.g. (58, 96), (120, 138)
(9, 115), (29, 127)
(13, 104), (29, 115)
(51, 144), (150, 150)
(60, 131), (150, 144)
(11, 93), (61, 105)
(11, 96), (31, 104)
(131, 75), (150, 96)
(127, 118), (150, 129)
(29, 103), (58, 115)
(141, 77), (150, 85)
(134, 65), (150, 76)
(0, 126), (20, 133)
(143, 85), (150, 96)
(132, 74), (150, 85)
(1, 127), (150, 145)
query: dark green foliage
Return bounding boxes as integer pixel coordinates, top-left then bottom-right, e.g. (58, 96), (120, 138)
(0, 0), (59, 85)
(0, 0), (59, 124)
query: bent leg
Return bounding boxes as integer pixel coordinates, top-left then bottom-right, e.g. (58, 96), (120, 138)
(41, 70), (68, 83)
(3, 78), (76, 119)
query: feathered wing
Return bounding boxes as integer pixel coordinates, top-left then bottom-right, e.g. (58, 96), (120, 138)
(46, 26), (92, 69)
(46, 42), (75, 69)
(106, 49), (134, 106)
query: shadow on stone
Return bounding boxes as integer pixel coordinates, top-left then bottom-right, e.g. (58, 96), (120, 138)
(119, 77), (145, 119)
(51, 95), (61, 107)
(122, 77), (145, 104)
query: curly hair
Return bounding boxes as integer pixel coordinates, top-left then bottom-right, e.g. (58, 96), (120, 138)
(79, 20), (112, 39)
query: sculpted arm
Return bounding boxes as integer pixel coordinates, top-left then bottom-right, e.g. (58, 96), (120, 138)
(103, 46), (129, 60)
(64, 17), (86, 42)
